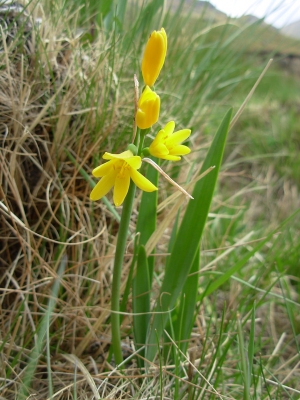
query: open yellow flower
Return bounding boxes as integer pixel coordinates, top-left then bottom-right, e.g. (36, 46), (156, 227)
(90, 150), (157, 206)
(142, 28), (167, 87)
(149, 121), (191, 161)
(136, 86), (160, 130)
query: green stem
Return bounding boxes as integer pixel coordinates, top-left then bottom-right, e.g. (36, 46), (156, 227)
(137, 128), (149, 155)
(111, 181), (136, 366)
(110, 126), (149, 364)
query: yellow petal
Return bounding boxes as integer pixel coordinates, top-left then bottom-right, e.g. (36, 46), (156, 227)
(135, 109), (147, 130)
(160, 28), (167, 50)
(165, 129), (191, 146)
(136, 87), (160, 129)
(162, 154), (181, 161)
(149, 142), (169, 158)
(103, 150), (134, 160)
(163, 121), (175, 136)
(92, 159), (116, 177)
(150, 95), (160, 125)
(152, 128), (167, 144)
(130, 168), (158, 192)
(114, 170), (131, 207)
(137, 86), (152, 106)
(90, 170), (117, 201)
(169, 145), (191, 156)
(126, 156), (142, 170)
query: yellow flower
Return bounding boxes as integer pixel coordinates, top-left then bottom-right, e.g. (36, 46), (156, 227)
(149, 121), (191, 161)
(90, 150), (157, 206)
(142, 28), (167, 87)
(136, 86), (160, 130)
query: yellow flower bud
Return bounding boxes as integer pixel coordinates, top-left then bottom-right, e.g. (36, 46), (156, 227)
(142, 28), (167, 87)
(136, 86), (160, 130)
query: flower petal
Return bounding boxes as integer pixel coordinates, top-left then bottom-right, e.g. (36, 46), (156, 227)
(114, 170), (131, 207)
(154, 128), (167, 142)
(103, 150), (134, 160)
(137, 86), (152, 106)
(165, 129), (191, 146)
(161, 154), (181, 161)
(130, 168), (158, 192)
(92, 159), (116, 177)
(169, 145), (191, 156)
(163, 121), (175, 136)
(149, 142), (169, 158)
(136, 87), (160, 129)
(125, 156), (142, 170)
(90, 169), (117, 200)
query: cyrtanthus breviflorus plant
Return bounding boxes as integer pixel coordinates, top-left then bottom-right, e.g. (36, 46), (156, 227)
(90, 27), (192, 364)
(90, 27), (232, 366)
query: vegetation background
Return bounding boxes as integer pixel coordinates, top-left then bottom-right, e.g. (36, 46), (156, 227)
(0, 0), (299, 398)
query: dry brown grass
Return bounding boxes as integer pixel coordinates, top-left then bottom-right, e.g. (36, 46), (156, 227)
(0, 4), (132, 398)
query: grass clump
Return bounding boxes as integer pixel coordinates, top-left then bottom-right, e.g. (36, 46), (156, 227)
(0, 0), (299, 398)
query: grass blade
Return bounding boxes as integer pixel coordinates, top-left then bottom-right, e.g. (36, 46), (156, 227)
(18, 256), (66, 399)
(173, 248), (200, 355)
(200, 208), (300, 300)
(237, 317), (251, 400)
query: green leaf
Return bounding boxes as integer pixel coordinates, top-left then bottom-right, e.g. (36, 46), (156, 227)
(136, 162), (159, 277)
(146, 108), (233, 362)
(237, 318), (251, 400)
(132, 163), (159, 365)
(132, 245), (150, 363)
(173, 248), (200, 355)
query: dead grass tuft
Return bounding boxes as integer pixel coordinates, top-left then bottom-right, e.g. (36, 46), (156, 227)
(0, 3), (133, 397)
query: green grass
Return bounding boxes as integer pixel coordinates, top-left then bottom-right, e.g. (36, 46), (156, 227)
(0, 0), (299, 398)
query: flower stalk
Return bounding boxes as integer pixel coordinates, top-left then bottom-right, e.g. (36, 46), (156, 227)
(110, 181), (136, 366)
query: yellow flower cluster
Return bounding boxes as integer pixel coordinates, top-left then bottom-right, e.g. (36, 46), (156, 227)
(138, 28), (191, 160)
(135, 28), (167, 130)
(90, 28), (192, 206)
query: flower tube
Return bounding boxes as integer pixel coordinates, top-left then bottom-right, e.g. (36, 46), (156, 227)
(142, 28), (167, 87)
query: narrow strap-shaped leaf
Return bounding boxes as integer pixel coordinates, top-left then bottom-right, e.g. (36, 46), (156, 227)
(132, 163), (158, 366)
(135, 162), (159, 279)
(146, 108), (233, 362)
(173, 248), (200, 355)
(132, 245), (150, 363)
(120, 235), (140, 320)
(132, 165), (158, 367)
